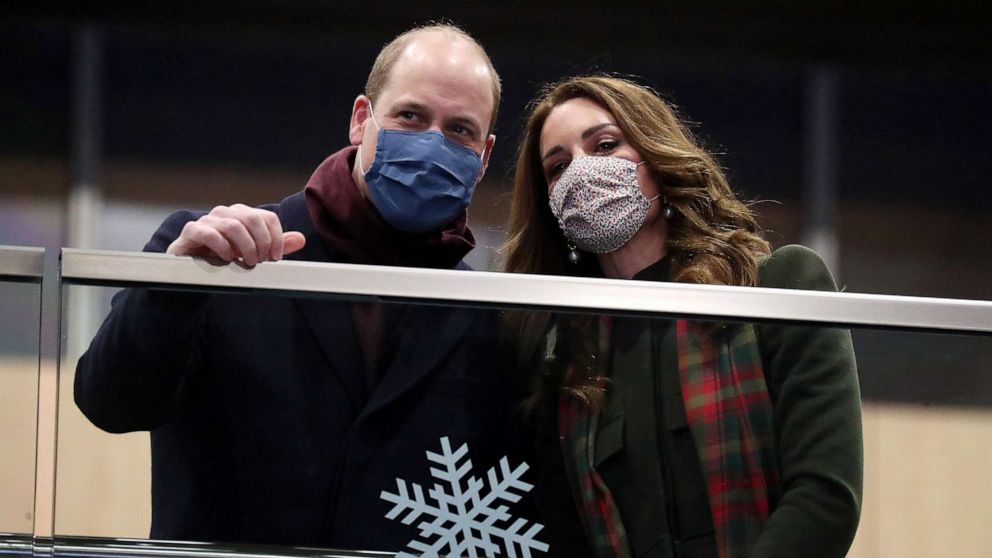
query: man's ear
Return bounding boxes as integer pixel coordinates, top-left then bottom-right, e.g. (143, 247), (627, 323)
(349, 95), (371, 146)
(476, 134), (496, 184)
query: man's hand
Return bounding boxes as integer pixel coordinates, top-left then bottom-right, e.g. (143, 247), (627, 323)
(166, 204), (306, 266)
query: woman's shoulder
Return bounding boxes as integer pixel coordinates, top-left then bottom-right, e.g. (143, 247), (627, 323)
(756, 244), (840, 293)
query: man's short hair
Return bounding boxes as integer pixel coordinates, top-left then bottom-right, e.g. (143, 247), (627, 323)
(364, 23), (501, 134)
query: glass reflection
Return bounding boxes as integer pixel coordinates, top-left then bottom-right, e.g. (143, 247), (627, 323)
(508, 309), (861, 558)
(58, 284), (535, 556)
(852, 328), (992, 557)
(56, 281), (992, 558)
(0, 280), (42, 550)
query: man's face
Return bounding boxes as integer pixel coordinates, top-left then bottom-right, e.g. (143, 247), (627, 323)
(349, 31), (497, 194)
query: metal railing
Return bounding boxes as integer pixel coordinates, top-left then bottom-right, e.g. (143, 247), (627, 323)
(0, 246), (44, 282)
(60, 248), (992, 333)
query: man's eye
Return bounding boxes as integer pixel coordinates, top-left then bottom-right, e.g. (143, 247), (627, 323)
(450, 124), (476, 138)
(399, 111), (418, 121)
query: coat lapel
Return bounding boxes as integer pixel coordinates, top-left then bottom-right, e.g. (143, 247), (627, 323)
(284, 202), (369, 412)
(294, 297), (368, 413)
(605, 317), (671, 557)
(361, 304), (478, 418)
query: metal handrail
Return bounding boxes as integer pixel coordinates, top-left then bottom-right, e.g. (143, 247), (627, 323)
(60, 248), (992, 334)
(0, 246), (44, 281)
(49, 536), (393, 558)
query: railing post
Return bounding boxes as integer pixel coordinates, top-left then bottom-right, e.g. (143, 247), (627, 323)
(802, 65), (842, 280)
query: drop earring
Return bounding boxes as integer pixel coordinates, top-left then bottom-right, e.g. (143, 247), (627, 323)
(567, 244), (581, 265)
(662, 198), (675, 220)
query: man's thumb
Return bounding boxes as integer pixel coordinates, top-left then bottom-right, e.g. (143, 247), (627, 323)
(282, 232), (306, 256)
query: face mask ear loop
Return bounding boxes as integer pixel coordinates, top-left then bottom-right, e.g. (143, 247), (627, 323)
(636, 159), (668, 207)
(358, 99), (380, 176)
(367, 100), (381, 130)
(475, 143), (489, 182)
(637, 160), (663, 206)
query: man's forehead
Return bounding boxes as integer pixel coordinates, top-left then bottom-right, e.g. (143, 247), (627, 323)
(377, 33), (494, 123)
(398, 30), (481, 64)
(391, 34), (491, 84)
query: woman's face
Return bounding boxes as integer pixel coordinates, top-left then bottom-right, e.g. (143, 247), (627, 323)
(538, 97), (661, 200)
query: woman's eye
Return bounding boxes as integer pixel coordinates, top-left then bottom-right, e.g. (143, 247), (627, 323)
(546, 160), (569, 180)
(596, 139), (619, 152)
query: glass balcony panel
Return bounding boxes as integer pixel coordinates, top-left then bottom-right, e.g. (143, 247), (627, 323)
(53, 251), (992, 558)
(0, 247), (44, 558)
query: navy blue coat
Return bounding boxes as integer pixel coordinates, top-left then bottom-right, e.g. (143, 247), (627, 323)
(74, 191), (530, 552)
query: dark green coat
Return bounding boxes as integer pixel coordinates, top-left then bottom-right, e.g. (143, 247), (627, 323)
(531, 245), (863, 558)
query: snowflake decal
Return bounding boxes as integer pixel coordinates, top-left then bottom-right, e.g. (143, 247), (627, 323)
(380, 436), (549, 558)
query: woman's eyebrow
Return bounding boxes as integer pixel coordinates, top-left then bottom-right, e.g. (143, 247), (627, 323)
(541, 145), (563, 162)
(581, 123), (615, 140)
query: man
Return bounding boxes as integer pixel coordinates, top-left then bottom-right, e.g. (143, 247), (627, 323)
(75, 24), (527, 552)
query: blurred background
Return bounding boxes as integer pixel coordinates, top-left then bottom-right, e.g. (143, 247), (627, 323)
(3, 2), (990, 294)
(1, 2), (990, 556)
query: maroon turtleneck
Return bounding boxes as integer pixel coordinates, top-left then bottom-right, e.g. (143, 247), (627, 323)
(303, 146), (476, 386)
(304, 146), (475, 268)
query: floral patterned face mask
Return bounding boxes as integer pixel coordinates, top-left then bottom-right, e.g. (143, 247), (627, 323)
(548, 156), (660, 254)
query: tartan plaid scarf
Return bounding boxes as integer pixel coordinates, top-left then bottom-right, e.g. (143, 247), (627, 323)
(558, 319), (780, 558)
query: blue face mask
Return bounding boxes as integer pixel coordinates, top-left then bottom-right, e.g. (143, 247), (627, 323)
(359, 104), (484, 233)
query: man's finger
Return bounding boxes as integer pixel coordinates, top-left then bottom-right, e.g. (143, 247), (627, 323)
(262, 211), (285, 260)
(175, 222), (237, 261)
(239, 210), (273, 265)
(281, 232), (306, 257)
(206, 216), (258, 266)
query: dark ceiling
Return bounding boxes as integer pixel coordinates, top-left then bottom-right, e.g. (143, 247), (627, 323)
(3, 2), (990, 210)
(14, 1), (992, 73)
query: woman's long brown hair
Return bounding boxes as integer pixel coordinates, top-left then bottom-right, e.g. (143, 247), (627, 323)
(501, 75), (770, 406)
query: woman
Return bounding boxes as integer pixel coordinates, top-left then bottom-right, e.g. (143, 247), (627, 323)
(503, 76), (862, 558)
